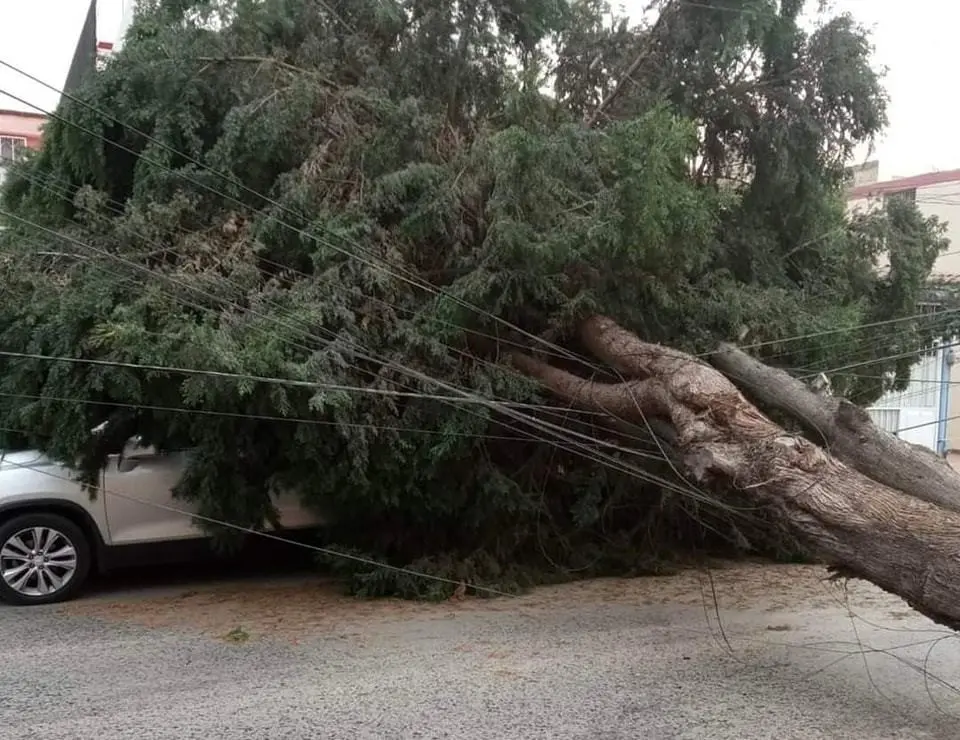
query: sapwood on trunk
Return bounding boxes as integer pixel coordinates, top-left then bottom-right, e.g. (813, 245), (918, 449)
(510, 316), (960, 629)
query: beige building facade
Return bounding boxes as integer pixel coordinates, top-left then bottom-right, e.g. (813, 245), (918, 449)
(847, 164), (960, 466)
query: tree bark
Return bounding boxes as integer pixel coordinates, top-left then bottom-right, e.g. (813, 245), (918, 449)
(710, 343), (960, 515)
(510, 316), (960, 629)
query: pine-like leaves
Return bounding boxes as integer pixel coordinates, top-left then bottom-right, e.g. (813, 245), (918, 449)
(0, 0), (944, 594)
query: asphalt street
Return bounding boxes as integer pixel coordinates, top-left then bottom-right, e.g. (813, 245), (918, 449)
(1, 562), (958, 739)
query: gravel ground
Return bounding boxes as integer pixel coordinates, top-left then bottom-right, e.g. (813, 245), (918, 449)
(2, 562), (960, 739)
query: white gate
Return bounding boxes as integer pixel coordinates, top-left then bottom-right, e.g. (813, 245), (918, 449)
(867, 347), (942, 451)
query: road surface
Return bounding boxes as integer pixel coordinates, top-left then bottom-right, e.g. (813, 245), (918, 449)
(1, 562), (959, 739)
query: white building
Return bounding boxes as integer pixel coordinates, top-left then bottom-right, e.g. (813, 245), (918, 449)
(847, 165), (960, 462)
(112, 0), (137, 49)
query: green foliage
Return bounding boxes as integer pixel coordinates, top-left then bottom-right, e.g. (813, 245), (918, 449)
(0, 0), (946, 596)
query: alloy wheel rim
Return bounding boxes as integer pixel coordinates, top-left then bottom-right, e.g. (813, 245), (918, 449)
(0, 526), (78, 597)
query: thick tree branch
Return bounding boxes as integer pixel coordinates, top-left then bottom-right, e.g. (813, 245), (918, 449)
(579, 316), (770, 435)
(579, 315), (702, 378)
(711, 343), (960, 515)
(509, 351), (674, 421)
(509, 315), (960, 629)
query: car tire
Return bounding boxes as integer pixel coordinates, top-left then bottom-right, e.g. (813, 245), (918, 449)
(0, 513), (92, 606)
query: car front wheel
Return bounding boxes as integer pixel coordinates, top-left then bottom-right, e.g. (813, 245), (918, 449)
(0, 513), (91, 606)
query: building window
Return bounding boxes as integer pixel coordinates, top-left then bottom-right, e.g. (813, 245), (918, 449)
(0, 136), (27, 164)
(883, 188), (917, 206)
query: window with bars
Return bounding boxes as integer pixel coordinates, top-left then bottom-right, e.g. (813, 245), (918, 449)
(883, 187), (917, 206)
(0, 136), (27, 164)
(869, 304), (946, 412)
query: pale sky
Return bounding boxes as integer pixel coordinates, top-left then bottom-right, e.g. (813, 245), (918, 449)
(0, 0), (955, 181)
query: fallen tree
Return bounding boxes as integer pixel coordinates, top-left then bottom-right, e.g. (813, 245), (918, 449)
(513, 316), (960, 629)
(1, 0), (957, 600)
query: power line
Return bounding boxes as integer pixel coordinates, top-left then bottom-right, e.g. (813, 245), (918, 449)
(1, 53), (921, 371)
(788, 331), (954, 379)
(0, 343), (719, 502)
(0, 390), (532, 442)
(839, 373), (960, 386)
(748, 312), (960, 369)
(798, 339), (960, 381)
(0, 347), (590, 409)
(0, 67), (607, 379)
(0, 82), (724, 502)
(2, 56), (948, 507)
(881, 412), (960, 438)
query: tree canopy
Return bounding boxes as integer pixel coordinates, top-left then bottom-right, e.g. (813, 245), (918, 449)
(0, 0), (949, 595)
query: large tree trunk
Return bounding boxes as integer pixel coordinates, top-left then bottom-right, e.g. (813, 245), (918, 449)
(710, 343), (960, 514)
(510, 316), (960, 629)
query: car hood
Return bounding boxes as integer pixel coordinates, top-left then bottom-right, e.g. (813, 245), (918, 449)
(0, 450), (57, 473)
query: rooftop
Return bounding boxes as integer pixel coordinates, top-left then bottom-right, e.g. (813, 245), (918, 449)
(0, 109), (46, 120)
(849, 168), (960, 199)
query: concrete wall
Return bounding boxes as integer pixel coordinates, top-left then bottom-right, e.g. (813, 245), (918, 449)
(849, 179), (960, 277)
(0, 110), (45, 187)
(846, 160), (880, 188)
(916, 182), (960, 276)
(0, 110), (45, 149)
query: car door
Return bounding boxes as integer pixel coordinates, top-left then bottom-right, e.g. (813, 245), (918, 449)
(101, 437), (201, 545)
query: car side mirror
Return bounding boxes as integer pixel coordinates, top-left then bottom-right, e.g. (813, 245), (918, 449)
(122, 434), (143, 456)
(116, 456), (140, 473)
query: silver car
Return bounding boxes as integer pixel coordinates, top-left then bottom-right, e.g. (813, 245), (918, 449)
(0, 435), (324, 605)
